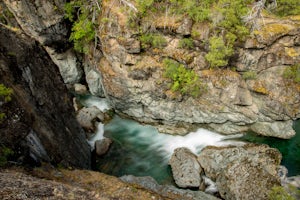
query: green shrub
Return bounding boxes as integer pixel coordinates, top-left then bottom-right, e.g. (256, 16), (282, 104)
(64, 1), (100, 54)
(163, 59), (206, 97)
(242, 71), (257, 80)
(169, 0), (214, 22)
(0, 84), (12, 122)
(283, 64), (300, 83)
(205, 36), (234, 68)
(274, 0), (300, 16)
(269, 186), (295, 200)
(178, 38), (194, 49)
(140, 33), (167, 49)
(136, 0), (155, 15)
(0, 146), (14, 167)
(0, 84), (12, 102)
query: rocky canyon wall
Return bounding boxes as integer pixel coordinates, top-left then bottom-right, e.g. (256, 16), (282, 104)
(3, 0), (300, 140)
(0, 13), (91, 168)
(97, 1), (300, 138)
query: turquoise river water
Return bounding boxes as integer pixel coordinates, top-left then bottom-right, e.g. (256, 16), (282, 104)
(96, 116), (300, 184)
(80, 96), (300, 184)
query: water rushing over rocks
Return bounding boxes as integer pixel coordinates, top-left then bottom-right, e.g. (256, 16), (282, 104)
(97, 115), (244, 184)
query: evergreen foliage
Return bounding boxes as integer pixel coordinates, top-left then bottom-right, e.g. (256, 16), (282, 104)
(0, 84), (12, 121)
(283, 64), (300, 83)
(274, 0), (300, 16)
(268, 186), (295, 200)
(64, 0), (100, 54)
(0, 145), (14, 167)
(178, 38), (194, 49)
(205, 36), (234, 68)
(140, 33), (167, 49)
(242, 71), (257, 80)
(163, 59), (206, 97)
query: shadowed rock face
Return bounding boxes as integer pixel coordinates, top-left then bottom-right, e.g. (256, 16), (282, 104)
(0, 26), (90, 168)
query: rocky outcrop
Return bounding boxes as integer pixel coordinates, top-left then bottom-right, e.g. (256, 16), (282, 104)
(120, 175), (220, 200)
(45, 47), (83, 84)
(97, 1), (300, 138)
(76, 106), (104, 133)
(3, 0), (84, 85)
(3, 0), (68, 49)
(0, 170), (102, 200)
(169, 147), (203, 188)
(95, 138), (112, 156)
(0, 168), (173, 200)
(198, 144), (282, 200)
(0, 25), (90, 168)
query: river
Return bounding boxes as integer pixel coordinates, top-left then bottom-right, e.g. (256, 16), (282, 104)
(80, 95), (300, 184)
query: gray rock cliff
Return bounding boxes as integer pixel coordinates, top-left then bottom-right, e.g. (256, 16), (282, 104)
(0, 25), (90, 168)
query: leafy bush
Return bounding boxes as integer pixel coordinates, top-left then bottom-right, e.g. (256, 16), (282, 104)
(140, 33), (167, 49)
(169, 0), (214, 22)
(163, 59), (206, 97)
(0, 84), (12, 102)
(205, 36), (234, 68)
(178, 38), (194, 49)
(283, 64), (300, 83)
(269, 186), (295, 200)
(243, 71), (257, 80)
(136, 0), (155, 16)
(64, 1), (100, 53)
(0, 84), (12, 121)
(274, 0), (300, 16)
(0, 146), (14, 167)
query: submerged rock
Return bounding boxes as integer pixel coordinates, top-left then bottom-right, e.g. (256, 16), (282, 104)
(169, 147), (203, 188)
(198, 144), (282, 200)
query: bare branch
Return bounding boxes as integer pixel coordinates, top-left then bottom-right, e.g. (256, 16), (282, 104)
(119, 0), (138, 12)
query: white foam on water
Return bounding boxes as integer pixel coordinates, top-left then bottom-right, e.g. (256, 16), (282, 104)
(87, 123), (104, 151)
(105, 116), (244, 160)
(79, 96), (109, 149)
(81, 96), (111, 112)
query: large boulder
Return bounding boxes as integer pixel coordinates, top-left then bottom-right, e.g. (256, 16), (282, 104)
(198, 144), (282, 200)
(169, 147), (203, 188)
(95, 138), (112, 156)
(76, 106), (104, 133)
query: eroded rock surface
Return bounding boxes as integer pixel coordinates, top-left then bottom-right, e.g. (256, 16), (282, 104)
(120, 175), (220, 200)
(76, 106), (104, 133)
(198, 144), (282, 200)
(96, 1), (300, 138)
(169, 147), (203, 188)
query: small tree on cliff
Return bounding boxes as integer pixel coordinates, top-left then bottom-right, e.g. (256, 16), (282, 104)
(0, 84), (12, 121)
(64, 0), (101, 54)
